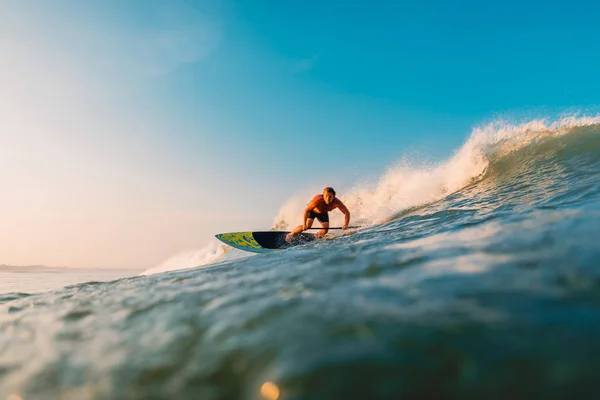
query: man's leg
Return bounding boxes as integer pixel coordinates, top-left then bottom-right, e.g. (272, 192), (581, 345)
(286, 218), (314, 243)
(316, 221), (329, 238)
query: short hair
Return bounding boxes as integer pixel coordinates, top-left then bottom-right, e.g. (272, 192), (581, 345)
(324, 187), (336, 196)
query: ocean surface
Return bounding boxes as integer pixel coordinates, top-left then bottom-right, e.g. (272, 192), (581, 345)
(2, 116), (600, 399)
(0, 267), (140, 296)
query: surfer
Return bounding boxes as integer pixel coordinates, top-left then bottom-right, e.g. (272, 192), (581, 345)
(285, 187), (351, 243)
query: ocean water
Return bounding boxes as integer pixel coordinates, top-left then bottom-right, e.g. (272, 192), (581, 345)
(0, 267), (140, 295)
(2, 116), (600, 399)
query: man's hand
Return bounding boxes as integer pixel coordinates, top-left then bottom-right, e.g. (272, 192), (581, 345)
(302, 222), (309, 231)
(342, 224), (348, 230)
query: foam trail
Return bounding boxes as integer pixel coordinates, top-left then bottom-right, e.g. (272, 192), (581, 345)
(142, 240), (227, 275)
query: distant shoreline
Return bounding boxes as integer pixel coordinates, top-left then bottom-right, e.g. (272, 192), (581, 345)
(0, 265), (144, 273)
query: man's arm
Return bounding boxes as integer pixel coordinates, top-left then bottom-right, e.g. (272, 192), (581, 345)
(336, 200), (351, 229)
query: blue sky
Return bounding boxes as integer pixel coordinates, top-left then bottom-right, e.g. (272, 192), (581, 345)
(1, 0), (598, 268)
(163, 0), (600, 183)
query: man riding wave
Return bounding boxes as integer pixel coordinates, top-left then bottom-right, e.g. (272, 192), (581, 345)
(285, 187), (351, 243)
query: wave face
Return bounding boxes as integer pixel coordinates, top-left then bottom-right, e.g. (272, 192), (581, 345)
(3, 115), (600, 399)
(145, 114), (600, 275)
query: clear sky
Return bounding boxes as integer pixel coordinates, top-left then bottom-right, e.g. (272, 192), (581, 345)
(1, 0), (598, 269)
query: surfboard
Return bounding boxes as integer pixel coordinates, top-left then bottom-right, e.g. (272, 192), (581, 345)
(215, 231), (317, 253)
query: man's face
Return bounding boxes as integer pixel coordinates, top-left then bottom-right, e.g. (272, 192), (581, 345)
(324, 192), (334, 204)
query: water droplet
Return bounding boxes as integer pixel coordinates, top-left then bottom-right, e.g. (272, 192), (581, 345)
(260, 381), (280, 400)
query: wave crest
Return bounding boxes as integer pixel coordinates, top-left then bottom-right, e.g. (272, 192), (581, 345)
(273, 114), (600, 229)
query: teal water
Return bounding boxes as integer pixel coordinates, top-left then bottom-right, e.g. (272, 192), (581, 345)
(2, 118), (600, 399)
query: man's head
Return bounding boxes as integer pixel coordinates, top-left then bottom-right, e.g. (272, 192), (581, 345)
(323, 187), (336, 204)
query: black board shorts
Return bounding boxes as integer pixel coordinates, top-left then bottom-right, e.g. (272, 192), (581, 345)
(308, 210), (329, 223)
